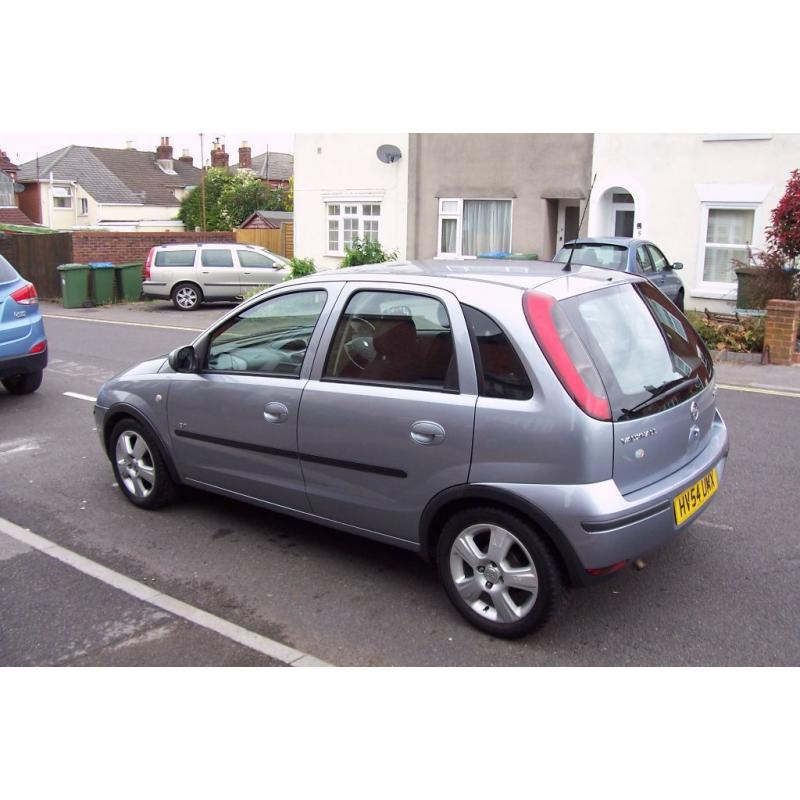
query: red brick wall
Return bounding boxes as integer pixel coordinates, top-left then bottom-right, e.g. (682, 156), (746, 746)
(764, 299), (800, 365)
(70, 230), (235, 265)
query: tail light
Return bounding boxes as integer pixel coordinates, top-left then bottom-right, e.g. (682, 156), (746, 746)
(144, 247), (155, 281)
(29, 340), (47, 354)
(522, 289), (611, 421)
(10, 282), (38, 305)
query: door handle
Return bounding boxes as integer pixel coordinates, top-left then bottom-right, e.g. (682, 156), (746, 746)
(410, 420), (446, 446)
(264, 402), (289, 423)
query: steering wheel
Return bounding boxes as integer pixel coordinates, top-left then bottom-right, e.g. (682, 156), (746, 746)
(343, 315), (376, 371)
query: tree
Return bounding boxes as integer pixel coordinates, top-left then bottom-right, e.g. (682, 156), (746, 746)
(178, 168), (293, 231)
(767, 168), (800, 262)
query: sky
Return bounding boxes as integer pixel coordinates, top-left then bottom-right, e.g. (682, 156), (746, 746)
(1, 133), (294, 168)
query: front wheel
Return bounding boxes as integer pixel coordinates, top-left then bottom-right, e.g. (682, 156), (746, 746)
(2, 370), (43, 395)
(172, 282), (203, 311)
(110, 419), (178, 509)
(437, 507), (568, 638)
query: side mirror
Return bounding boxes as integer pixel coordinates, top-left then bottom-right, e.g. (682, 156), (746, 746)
(168, 345), (198, 373)
(670, 261), (684, 271)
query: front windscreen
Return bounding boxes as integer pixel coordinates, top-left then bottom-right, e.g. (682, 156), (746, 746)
(554, 243), (628, 271)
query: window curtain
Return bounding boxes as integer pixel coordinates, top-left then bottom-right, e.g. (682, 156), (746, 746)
(461, 200), (512, 256)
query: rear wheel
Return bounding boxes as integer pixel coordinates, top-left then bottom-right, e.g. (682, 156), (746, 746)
(437, 506), (568, 638)
(1, 370), (43, 395)
(110, 419), (177, 509)
(172, 282), (203, 311)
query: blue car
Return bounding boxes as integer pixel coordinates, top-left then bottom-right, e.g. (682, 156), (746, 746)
(0, 253), (47, 394)
(554, 237), (686, 310)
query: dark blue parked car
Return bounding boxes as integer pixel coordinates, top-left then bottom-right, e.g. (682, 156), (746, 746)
(0, 253), (47, 394)
(554, 237), (686, 310)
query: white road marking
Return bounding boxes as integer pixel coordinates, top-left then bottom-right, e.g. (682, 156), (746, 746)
(43, 313), (203, 333)
(0, 515), (331, 667)
(717, 383), (800, 399)
(63, 392), (97, 402)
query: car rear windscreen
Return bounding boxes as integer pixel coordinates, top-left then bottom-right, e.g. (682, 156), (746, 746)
(155, 250), (196, 267)
(554, 243), (628, 271)
(0, 254), (18, 283)
(560, 282), (713, 421)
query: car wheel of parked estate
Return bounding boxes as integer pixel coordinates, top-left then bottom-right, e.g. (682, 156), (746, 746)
(110, 419), (177, 509)
(437, 507), (568, 638)
(172, 283), (203, 311)
(1, 370), (43, 395)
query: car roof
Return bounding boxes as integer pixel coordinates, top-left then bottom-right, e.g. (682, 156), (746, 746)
(287, 258), (640, 300)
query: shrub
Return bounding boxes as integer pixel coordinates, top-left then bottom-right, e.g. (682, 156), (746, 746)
(340, 238), (398, 268)
(685, 311), (765, 353)
(287, 256), (316, 280)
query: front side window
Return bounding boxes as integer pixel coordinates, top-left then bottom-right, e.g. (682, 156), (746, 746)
(463, 305), (532, 400)
(324, 290), (457, 390)
(206, 290), (328, 375)
(201, 249), (233, 267)
(702, 207), (755, 283)
(326, 202), (381, 254)
(437, 198), (512, 257)
(238, 250), (277, 268)
(53, 186), (73, 209)
(154, 249), (196, 267)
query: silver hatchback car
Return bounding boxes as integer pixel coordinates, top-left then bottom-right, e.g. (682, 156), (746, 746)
(94, 260), (729, 638)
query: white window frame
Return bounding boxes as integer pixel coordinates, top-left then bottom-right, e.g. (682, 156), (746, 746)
(325, 201), (381, 256)
(436, 197), (514, 259)
(693, 202), (762, 299)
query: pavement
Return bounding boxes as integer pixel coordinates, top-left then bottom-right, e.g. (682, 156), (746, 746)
(1, 300), (799, 666)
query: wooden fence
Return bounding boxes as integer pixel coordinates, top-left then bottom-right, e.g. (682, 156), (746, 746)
(0, 232), (73, 299)
(235, 222), (294, 259)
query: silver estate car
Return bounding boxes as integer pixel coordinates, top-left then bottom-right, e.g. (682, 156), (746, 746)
(94, 259), (729, 638)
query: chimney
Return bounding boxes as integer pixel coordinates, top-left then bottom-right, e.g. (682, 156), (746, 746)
(178, 149), (193, 166)
(156, 136), (173, 160)
(210, 139), (229, 168)
(238, 140), (252, 170)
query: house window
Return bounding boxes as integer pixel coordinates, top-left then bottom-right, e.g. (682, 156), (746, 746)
(79, 197), (89, 216)
(702, 207), (755, 284)
(326, 202), (381, 254)
(437, 198), (512, 258)
(53, 186), (73, 209)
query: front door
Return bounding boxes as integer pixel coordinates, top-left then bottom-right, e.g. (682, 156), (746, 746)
(297, 283), (478, 544)
(167, 286), (336, 510)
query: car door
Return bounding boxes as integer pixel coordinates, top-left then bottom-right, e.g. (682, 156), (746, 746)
(297, 282), (478, 544)
(647, 244), (682, 303)
(236, 248), (290, 291)
(166, 284), (339, 511)
(198, 247), (241, 299)
(635, 244), (666, 292)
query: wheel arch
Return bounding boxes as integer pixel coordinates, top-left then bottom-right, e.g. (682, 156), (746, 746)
(419, 484), (586, 586)
(103, 403), (181, 485)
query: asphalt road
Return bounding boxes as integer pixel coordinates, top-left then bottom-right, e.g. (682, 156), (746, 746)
(1, 301), (798, 666)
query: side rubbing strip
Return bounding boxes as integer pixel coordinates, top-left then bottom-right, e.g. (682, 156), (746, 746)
(174, 429), (407, 479)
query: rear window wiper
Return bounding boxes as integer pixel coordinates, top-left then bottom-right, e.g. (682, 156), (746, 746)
(619, 376), (702, 421)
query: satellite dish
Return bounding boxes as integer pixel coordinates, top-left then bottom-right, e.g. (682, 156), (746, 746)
(377, 144), (402, 164)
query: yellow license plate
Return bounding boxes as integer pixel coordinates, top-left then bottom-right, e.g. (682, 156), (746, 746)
(673, 467), (719, 525)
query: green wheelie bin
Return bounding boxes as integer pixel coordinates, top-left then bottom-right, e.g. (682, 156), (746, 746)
(115, 262), (143, 302)
(57, 263), (90, 309)
(88, 262), (115, 305)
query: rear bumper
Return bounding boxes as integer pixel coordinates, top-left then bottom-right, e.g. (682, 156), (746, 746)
(481, 409), (730, 585)
(0, 348), (48, 379)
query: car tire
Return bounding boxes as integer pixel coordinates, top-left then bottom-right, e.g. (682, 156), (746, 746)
(437, 506), (568, 638)
(675, 290), (685, 312)
(1, 370), (43, 395)
(171, 282), (203, 311)
(109, 419), (178, 510)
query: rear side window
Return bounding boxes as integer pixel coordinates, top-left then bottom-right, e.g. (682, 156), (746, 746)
(201, 249), (234, 267)
(0, 254), (18, 282)
(463, 305), (532, 400)
(154, 249), (196, 267)
(324, 290), (457, 391)
(561, 283), (713, 421)
(238, 250), (277, 268)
